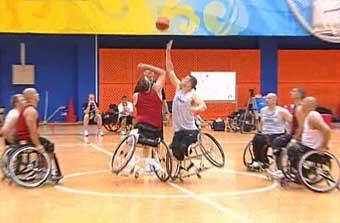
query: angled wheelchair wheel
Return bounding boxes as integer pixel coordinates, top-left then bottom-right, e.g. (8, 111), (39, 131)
(104, 122), (121, 132)
(198, 132), (225, 168)
(280, 148), (300, 184)
(1, 146), (17, 179)
(110, 134), (136, 174)
(298, 150), (340, 193)
(243, 141), (254, 168)
(8, 146), (51, 188)
(151, 140), (172, 182)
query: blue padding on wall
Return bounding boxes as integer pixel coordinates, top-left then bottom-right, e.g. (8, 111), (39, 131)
(0, 35), (95, 122)
(259, 37), (278, 95)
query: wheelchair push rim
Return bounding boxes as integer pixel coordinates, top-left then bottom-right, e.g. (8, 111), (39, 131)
(1, 147), (16, 179)
(280, 148), (301, 184)
(151, 140), (172, 182)
(198, 132), (225, 168)
(110, 134), (136, 175)
(298, 150), (340, 193)
(8, 146), (52, 188)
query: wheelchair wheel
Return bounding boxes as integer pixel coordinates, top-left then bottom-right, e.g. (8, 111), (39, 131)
(242, 141), (254, 168)
(104, 122), (120, 132)
(198, 132), (225, 168)
(8, 146), (51, 188)
(227, 117), (240, 132)
(110, 134), (136, 174)
(240, 111), (256, 134)
(0, 146), (16, 179)
(298, 150), (340, 193)
(280, 148), (300, 184)
(151, 140), (172, 182)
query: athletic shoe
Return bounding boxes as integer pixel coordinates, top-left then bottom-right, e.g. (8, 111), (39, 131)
(83, 130), (89, 137)
(149, 159), (162, 172)
(272, 169), (284, 178)
(98, 130), (104, 136)
(249, 161), (261, 169)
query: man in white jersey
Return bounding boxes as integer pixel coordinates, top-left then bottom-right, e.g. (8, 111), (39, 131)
(166, 40), (207, 161)
(117, 96), (134, 135)
(249, 93), (292, 169)
(0, 94), (25, 144)
(288, 97), (331, 168)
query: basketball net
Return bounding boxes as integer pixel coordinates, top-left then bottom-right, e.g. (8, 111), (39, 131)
(286, 0), (340, 43)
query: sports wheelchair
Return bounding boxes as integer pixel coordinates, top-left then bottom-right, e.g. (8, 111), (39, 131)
(110, 123), (172, 182)
(102, 104), (134, 134)
(171, 118), (225, 181)
(279, 146), (340, 193)
(242, 134), (275, 171)
(1, 143), (61, 188)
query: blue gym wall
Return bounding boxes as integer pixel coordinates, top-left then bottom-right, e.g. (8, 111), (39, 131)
(0, 35), (95, 121)
(1, 34), (340, 121)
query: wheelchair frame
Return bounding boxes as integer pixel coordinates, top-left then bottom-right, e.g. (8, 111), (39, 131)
(1, 145), (53, 188)
(110, 131), (173, 182)
(242, 138), (274, 171)
(171, 131), (225, 181)
(280, 149), (340, 193)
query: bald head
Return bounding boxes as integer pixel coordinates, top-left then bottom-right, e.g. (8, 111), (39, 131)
(265, 93), (277, 107)
(23, 88), (39, 104)
(302, 96), (317, 112)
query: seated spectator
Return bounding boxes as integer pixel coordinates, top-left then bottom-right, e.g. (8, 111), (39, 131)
(83, 94), (103, 137)
(118, 96), (134, 135)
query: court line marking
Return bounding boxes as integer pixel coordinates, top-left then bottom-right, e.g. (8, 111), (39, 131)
(55, 142), (281, 223)
(55, 168), (278, 199)
(168, 182), (256, 223)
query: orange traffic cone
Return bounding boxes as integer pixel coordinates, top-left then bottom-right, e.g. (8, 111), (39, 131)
(65, 97), (77, 122)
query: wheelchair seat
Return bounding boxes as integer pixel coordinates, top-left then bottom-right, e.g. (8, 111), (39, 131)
(135, 123), (163, 147)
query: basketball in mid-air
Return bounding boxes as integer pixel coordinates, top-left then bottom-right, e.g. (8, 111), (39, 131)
(155, 17), (170, 32)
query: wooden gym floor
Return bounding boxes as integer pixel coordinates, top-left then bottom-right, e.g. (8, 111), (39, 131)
(0, 125), (339, 223)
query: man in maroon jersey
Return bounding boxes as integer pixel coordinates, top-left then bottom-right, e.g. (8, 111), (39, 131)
(16, 88), (62, 182)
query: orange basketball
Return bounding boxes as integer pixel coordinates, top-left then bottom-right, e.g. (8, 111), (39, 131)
(156, 17), (170, 31)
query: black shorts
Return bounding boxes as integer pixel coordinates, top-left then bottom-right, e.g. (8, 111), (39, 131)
(170, 129), (199, 161)
(119, 115), (133, 125)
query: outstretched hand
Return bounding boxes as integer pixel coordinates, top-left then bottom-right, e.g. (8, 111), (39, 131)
(166, 40), (173, 50)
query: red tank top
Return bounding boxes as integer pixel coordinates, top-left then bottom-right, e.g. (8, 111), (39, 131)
(16, 105), (39, 140)
(136, 90), (162, 128)
(291, 105), (298, 135)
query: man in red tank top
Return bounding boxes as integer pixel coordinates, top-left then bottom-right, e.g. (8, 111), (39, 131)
(16, 88), (63, 182)
(131, 63), (166, 172)
(271, 87), (305, 175)
(133, 63), (166, 129)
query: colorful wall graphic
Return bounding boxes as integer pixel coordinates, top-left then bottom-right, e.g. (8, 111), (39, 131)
(0, 0), (308, 35)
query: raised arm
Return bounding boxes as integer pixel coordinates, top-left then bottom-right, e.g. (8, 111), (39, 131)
(166, 40), (180, 90)
(137, 63), (166, 93)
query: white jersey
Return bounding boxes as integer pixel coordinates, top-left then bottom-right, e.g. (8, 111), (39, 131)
(302, 111), (324, 149)
(118, 102), (133, 119)
(260, 106), (287, 134)
(172, 89), (197, 132)
(2, 109), (20, 136)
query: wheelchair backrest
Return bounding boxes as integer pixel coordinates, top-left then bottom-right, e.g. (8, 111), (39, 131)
(136, 123), (163, 147)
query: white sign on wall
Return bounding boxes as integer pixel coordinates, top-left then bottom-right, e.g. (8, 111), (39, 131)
(190, 72), (236, 102)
